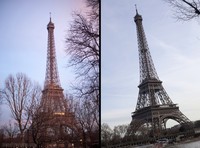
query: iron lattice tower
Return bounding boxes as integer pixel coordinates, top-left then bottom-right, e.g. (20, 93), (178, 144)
(45, 17), (61, 89)
(126, 9), (193, 139)
(38, 16), (80, 147)
(41, 17), (65, 114)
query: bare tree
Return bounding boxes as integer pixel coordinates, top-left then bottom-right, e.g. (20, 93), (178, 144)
(3, 121), (18, 142)
(112, 124), (128, 144)
(0, 89), (3, 116)
(73, 98), (98, 147)
(66, 0), (99, 99)
(29, 92), (82, 148)
(0, 127), (5, 147)
(165, 0), (200, 20)
(30, 111), (54, 148)
(101, 123), (113, 147)
(66, 0), (99, 146)
(27, 85), (46, 148)
(1, 73), (41, 142)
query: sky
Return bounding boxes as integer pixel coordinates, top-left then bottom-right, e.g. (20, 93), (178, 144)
(0, 0), (87, 125)
(102, 0), (200, 129)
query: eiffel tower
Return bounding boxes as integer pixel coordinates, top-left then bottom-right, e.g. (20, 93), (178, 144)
(36, 16), (80, 147)
(126, 8), (194, 139)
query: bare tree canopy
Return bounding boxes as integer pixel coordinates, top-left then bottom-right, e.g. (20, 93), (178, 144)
(101, 123), (113, 145)
(3, 121), (18, 140)
(1, 73), (41, 141)
(66, 0), (99, 99)
(165, 0), (200, 20)
(66, 0), (99, 146)
(0, 89), (3, 116)
(101, 123), (129, 146)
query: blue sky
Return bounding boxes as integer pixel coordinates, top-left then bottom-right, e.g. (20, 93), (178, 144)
(102, 0), (200, 128)
(0, 0), (87, 124)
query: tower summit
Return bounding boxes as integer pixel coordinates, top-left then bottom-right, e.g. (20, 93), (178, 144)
(126, 8), (193, 140)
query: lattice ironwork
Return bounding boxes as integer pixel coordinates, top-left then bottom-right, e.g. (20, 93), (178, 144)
(127, 8), (194, 139)
(134, 10), (174, 111)
(44, 17), (61, 88)
(37, 17), (81, 147)
(41, 17), (67, 115)
(135, 10), (159, 84)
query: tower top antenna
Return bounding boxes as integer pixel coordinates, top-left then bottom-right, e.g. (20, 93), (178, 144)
(135, 4), (138, 14)
(49, 12), (52, 22)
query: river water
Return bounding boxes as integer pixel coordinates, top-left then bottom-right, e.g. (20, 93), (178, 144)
(134, 139), (200, 148)
(167, 140), (200, 148)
